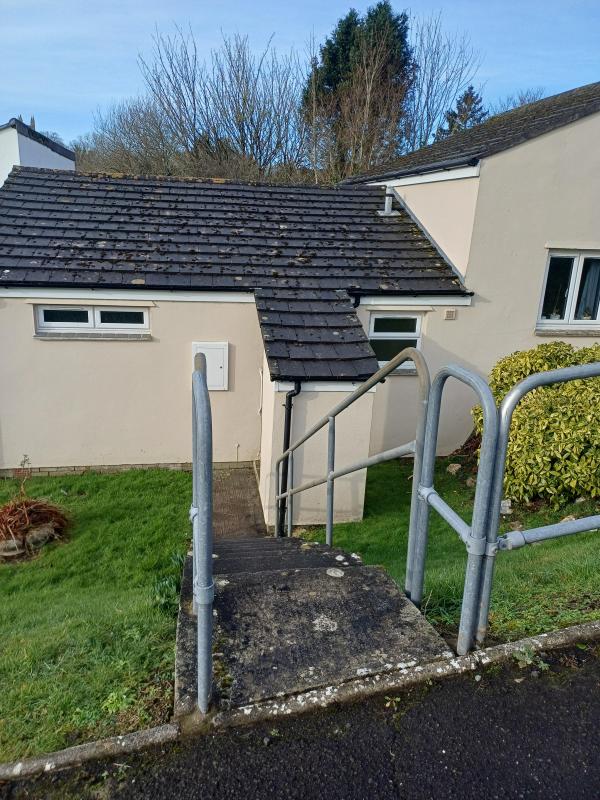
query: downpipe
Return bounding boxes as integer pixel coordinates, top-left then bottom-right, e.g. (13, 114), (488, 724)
(276, 381), (301, 537)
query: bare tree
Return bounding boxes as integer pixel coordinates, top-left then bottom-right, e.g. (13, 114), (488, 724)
(489, 87), (545, 116)
(139, 27), (308, 180)
(72, 97), (180, 174)
(402, 13), (480, 152)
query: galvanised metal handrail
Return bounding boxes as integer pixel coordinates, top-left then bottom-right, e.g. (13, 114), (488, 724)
(475, 361), (600, 646)
(407, 364), (499, 656)
(190, 353), (214, 714)
(275, 347), (431, 548)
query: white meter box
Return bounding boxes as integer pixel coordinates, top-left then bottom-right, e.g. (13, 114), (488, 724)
(192, 342), (229, 390)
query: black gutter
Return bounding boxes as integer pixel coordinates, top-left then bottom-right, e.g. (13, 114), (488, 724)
(276, 381), (301, 537)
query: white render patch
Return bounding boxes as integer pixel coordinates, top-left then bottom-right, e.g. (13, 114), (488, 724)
(312, 615), (338, 633)
(326, 568), (345, 578)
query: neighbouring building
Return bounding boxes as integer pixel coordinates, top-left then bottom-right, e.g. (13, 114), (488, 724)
(0, 82), (599, 527)
(0, 118), (75, 186)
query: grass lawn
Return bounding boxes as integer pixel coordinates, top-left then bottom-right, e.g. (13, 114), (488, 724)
(304, 456), (600, 644)
(0, 470), (191, 763)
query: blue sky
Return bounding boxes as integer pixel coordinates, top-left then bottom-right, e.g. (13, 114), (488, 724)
(1, 0), (599, 144)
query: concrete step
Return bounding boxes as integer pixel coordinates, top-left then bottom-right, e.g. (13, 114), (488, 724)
(213, 537), (362, 575)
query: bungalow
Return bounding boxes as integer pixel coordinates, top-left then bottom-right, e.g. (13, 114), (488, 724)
(0, 81), (598, 527)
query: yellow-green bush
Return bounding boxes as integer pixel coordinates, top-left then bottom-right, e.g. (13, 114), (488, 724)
(473, 342), (600, 505)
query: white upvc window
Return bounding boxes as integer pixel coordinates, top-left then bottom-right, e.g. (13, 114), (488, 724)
(538, 252), (600, 328)
(35, 305), (149, 334)
(368, 313), (422, 371)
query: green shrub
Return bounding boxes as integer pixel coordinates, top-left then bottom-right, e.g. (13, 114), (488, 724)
(473, 342), (600, 505)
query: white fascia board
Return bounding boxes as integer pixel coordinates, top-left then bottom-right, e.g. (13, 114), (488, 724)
(368, 164), (480, 188)
(275, 381), (377, 393)
(359, 295), (472, 307)
(0, 287), (255, 303)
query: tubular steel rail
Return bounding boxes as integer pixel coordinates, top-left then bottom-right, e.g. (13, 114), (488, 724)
(405, 365), (499, 655)
(188, 349), (599, 713)
(275, 350), (600, 658)
(475, 361), (600, 646)
(190, 353), (214, 714)
(275, 347), (431, 547)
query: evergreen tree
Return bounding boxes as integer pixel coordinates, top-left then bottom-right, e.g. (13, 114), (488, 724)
(307, 2), (412, 103)
(435, 85), (487, 140)
(304, 2), (414, 178)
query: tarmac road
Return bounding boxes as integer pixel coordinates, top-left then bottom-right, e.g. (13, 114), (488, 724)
(4, 644), (600, 800)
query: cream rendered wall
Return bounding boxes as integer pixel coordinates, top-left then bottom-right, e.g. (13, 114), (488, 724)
(0, 127), (20, 186)
(380, 175), (479, 275)
(259, 368), (374, 527)
(365, 112), (600, 458)
(454, 112), (600, 374)
(0, 296), (263, 468)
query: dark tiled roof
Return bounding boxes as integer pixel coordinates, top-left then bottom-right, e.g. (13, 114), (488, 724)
(343, 81), (600, 184)
(0, 167), (466, 381)
(0, 119), (75, 161)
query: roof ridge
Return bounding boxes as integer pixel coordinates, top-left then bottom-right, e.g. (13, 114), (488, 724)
(10, 165), (379, 193)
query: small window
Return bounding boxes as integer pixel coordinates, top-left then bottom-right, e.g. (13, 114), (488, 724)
(35, 305), (149, 334)
(95, 308), (147, 327)
(369, 314), (421, 370)
(539, 253), (600, 327)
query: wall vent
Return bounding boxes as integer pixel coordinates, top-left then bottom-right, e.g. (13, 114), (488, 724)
(444, 308), (457, 321)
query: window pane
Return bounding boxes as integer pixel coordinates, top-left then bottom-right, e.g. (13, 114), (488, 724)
(99, 310), (145, 325)
(372, 316), (417, 334)
(574, 258), (600, 320)
(370, 338), (418, 362)
(42, 308), (89, 324)
(541, 257), (573, 320)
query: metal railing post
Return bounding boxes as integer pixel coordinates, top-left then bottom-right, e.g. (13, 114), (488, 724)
(475, 361), (600, 645)
(405, 351), (431, 597)
(409, 365), (498, 655)
(287, 449), (294, 537)
(192, 353), (214, 715)
(275, 459), (282, 538)
(326, 416), (335, 546)
(408, 375), (443, 608)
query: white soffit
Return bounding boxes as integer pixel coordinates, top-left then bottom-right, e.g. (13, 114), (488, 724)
(368, 164), (480, 188)
(359, 295), (472, 307)
(0, 287), (254, 303)
(275, 381), (377, 393)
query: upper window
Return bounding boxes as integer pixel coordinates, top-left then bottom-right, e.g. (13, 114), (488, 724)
(368, 314), (422, 370)
(539, 253), (600, 327)
(35, 306), (149, 334)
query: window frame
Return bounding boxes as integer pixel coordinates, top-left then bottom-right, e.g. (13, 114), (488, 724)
(538, 251), (600, 329)
(368, 312), (422, 372)
(35, 305), (150, 334)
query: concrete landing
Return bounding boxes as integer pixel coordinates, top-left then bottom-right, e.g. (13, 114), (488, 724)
(214, 556), (453, 707)
(175, 465), (452, 721)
